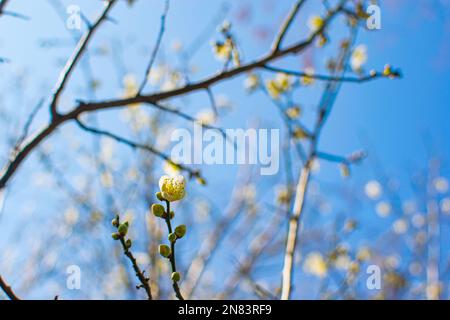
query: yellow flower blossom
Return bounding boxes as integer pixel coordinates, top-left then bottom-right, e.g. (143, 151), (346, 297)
(351, 45), (368, 72)
(122, 74), (141, 108)
(212, 39), (233, 62)
(301, 67), (315, 86)
(308, 15), (324, 32)
(292, 126), (309, 140)
(266, 73), (292, 99)
(285, 105), (301, 119)
(303, 252), (328, 278)
(244, 73), (260, 92)
(159, 175), (186, 202)
(356, 247), (372, 261)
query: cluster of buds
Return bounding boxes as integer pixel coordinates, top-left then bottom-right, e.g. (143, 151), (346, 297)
(211, 20), (240, 67)
(308, 15), (328, 47)
(266, 73), (293, 99)
(111, 216), (132, 249)
(382, 64), (401, 79)
(151, 175), (188, 284)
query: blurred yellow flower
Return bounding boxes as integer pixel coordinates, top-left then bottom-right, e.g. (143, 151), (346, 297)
(196, 109), (217, 125)
(285, 105), (301, 119)
(100, 171), (114, 188)
(376, 201), (392, 218)
(301, 67), (315, 86)
(365, 180), (382, 199)
(266, 73), (292, 99)
(122, 74), (141, 108)
(392, 218), (408, 234)
(212, 39), (232, 62)
(334, 254), (351, 271)
(351, 45), (368, 72)
(244, 73), (260, 92)
(292, 126), (309, 140)
(303, 252), (328, 278)
(356, 247), (372, 261)
(308, 15), (324, 32)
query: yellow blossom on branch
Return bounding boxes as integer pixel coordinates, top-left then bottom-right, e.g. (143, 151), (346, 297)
(351, 45), (368, 72)
(159, 175), (186, 202)
(308, 15), (324, 32)
(301, 67), (315, 86)
(266, 73), (292, 99)
(303, 252), (328, 278)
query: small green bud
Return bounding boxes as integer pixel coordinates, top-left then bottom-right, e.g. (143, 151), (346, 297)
(168, 232), (177, 243)
(340, 164), (350, 178)
(151, 204), (165, 218)
(169, 211), (175, 219)
(174, 225), (187, 238)
(159, 244), (171, 258)
(156, 192), (165, 201)
(118, 222), (129, 236)
(111, 217), (119, 227)
(111, 232), (121, 240)
(196, 177), (207, 185)
(171, 272), (181, 282)
(125, 239), (132, 249)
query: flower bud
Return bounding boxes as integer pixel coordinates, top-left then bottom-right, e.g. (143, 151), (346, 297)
(168, 232), (177, 243)
(159, 175), (186, 202)
(196, 177), (207, 186)
(125, 239), (132, 249)
(383, 64), (392, 77)
(111, 232), (120, 240)
(151, 204), (165, 218)
(118, 222), (129, 236)
(340, 164), (350, 178)
(169, 211), (175, 219)
(171, 272), (181, 282)
(111, 217), (119, 227)
(159, 244), (171, 258)
(156, 192), (165, 201)
(174, 225), (187, 238)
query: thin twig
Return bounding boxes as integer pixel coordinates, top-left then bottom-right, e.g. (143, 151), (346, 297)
(0, 2), (355, 209)
(280, 13), (358, 299)
(0, 275), (20, 300)
(75, 118), (201, 179)
(164, 200), (184, 300)
(49, 0), (117, 118)
(263, 65), (386, 83)
(272, 0), (307, 52)
(0, 0), (10, 15)
(114, 216), (153, 300)
(138, 0), (170, 95)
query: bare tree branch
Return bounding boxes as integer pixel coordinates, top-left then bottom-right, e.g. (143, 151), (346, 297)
(75, 118), (202, 179)
(280, 19), (358, 300)
(0, 275), (20, 300)
(272, 0), (307, 52)
(138, 0), (170, 95)
(49, 0), (117, 118)
(0, 4), (345, 192)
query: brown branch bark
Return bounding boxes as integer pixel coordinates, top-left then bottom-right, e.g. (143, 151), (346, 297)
(271, 0), (307, 52)
(0, 4), (344, 192)
(0, 275), (20, 300)
(164, 201), (184, 300)
(50, 0), (117, 118)
(280, 19), (358, 300)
